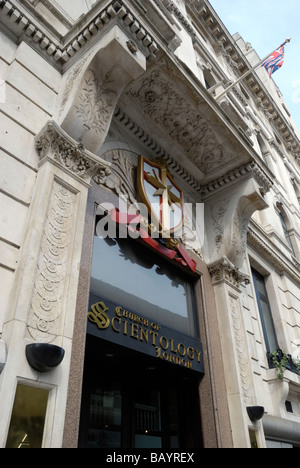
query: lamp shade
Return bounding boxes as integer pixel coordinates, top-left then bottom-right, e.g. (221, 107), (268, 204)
(26, 343), (65, 373)
(247, 406), (265, 422)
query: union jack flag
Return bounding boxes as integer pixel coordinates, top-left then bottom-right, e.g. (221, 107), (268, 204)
(262, 45), (285, 77)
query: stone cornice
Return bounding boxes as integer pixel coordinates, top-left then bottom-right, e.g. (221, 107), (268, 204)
(35, 120), (111, 186)
(114, 106), (273, 198)
(0, 0), (159, 69)
(2, 0), (299, 163)
(201, 161), (273, 198)
(247, 220), (300, 285)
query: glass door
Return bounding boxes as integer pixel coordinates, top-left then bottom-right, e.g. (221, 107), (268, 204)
(134, 389), (162, 448)
(88, 382), (122, 449)
(78, 337), (203, 449)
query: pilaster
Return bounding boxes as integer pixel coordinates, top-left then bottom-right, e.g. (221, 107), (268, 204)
(0, 121), (111, 447)
(204, 169), (270, 447)
(209, 259), (254, 447)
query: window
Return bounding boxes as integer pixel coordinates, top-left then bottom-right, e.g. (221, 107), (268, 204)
(257, 134), (268, 163)
(249, 429), (259, 448)
(90, 226), (198, 337)
(291, 178), (300, 203)
(251, 269), (278, 353)
(277, 205), (295, 256)
(203, 69), (216, 90)
(6, 384), (49, 448)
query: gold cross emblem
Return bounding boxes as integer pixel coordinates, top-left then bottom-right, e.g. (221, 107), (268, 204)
(138, 156), (183, 235)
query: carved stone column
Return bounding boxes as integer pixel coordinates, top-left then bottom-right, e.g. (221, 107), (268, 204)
(0, 122), (111, 448)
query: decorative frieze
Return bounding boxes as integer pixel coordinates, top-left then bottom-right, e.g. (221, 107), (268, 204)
(113, 106), (202, 193)
(114, 106), (272, 200)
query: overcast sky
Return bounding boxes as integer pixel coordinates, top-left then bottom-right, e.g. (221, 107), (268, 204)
(209, 0), (300, 132)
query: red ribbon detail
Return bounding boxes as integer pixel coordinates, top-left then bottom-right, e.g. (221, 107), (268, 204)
(110, 208), (142, 226)
(109, 208), (196, 273)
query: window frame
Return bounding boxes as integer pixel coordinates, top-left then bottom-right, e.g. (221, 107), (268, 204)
(251, 268), (278, 354)
(91, 212), (200, 339)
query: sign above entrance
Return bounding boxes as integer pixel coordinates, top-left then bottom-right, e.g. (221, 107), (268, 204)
(87, 298), (204, 375)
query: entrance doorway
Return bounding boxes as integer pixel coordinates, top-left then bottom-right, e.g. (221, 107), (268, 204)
(78, 335), (203, 449)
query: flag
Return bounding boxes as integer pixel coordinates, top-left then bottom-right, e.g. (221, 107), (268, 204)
(262, 45), (285, 77)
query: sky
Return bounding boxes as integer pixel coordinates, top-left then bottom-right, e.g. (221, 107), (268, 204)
(209, 0), (300, 132)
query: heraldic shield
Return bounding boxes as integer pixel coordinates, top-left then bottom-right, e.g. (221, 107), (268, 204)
(137, 155), (184, 236)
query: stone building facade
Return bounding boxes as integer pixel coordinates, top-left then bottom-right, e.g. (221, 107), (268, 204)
(0, 0), (300, 448)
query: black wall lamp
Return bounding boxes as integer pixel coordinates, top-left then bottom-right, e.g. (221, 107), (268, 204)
(247, 406), (265, 422)
(26, 343), (65, 373)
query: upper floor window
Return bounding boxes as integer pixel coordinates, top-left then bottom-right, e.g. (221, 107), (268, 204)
(251, 268), (278, 354)
(291, 178), (300, 204)
(277, 204), (295, 256)
(257, 134), (268, 164)
(203, 69), (216, 90)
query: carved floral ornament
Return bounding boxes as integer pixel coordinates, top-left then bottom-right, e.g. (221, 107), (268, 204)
(35, 121), (111, 184)
(126, 68), (241, 177)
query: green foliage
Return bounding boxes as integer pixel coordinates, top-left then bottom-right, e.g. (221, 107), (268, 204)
(269, 351), (289, 380)
(294, 359), (300, 376)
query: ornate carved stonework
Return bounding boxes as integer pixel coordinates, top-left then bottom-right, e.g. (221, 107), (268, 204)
(211, 198), (230, 252)
(209, 257), (250, 289)
(229, 294), (252, 405)
(74, 69), (118, 143)
(98, 149), (137, 204)
(126, 68), (239, 177)
(27, 121), (112, 342)
(35, 121), (111, 184)
(27, 181), (76, 343)
(230, 210), (248, 265)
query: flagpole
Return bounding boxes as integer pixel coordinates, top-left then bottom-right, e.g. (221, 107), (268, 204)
(214, 38), (291, 102)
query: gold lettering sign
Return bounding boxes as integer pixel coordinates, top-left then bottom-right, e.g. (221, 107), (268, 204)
(88, 301), (202, 372)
